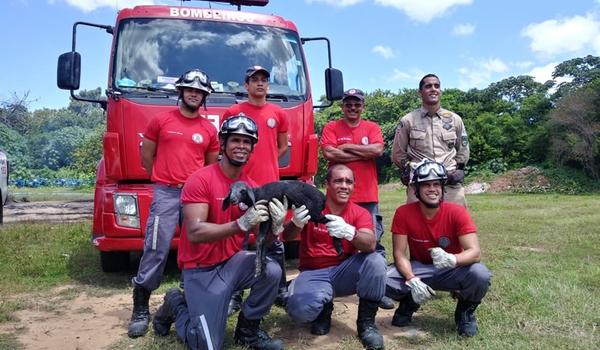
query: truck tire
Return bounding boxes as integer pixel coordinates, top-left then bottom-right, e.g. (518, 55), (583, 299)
(284, 240), (299, 259)
(100, 251), (130, 272)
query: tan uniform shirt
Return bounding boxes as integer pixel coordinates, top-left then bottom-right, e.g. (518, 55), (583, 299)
(392, 106), (469, 172)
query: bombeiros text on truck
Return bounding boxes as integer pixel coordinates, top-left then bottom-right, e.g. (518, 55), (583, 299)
(57, 0), (344, 272)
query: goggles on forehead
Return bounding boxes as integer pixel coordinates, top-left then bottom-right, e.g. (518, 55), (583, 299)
(221, 116), (258, 133)
(414, 161), (447, 180)
(182, 70), (208, 84)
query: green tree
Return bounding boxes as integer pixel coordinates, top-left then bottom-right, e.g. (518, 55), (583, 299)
(552, 55), (600, 99)
(71, 126), (104, 176)
(30, 126), (89, 170)
(548, 79), (600, 179)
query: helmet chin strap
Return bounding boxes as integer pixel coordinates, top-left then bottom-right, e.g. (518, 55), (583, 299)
(222, 136), (253, 167)
(178, 91), (206, 113)
(225, 153), (247, 167)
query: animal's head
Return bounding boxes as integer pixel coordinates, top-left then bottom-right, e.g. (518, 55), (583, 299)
(222, 181), (256, 210)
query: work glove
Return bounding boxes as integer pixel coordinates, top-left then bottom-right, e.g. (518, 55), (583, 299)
(405, 277), (436, 305)
(324, 214), (356, 241)
(429, 247), (457, 269)
(268, 196), (288, 237)
(236, 200), (269, 232)
(291, 204), (311, 229)
(447, 169), (465, 185)
(400, 166), (411, 186)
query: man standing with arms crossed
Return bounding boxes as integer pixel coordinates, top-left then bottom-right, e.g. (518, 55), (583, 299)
(223, 66), (290, 311)
(392, 74), (470, 206)
(128, 69), (219, 338)
(320, 88), (394, 309)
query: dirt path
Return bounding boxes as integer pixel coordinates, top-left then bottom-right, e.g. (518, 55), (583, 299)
(1, 199), (424, 349)
(1, 276), (423, 350)
(2, 200), (93, 224)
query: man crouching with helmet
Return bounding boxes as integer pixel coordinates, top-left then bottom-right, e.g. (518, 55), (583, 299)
(151, 114), (284, 350)
(385, 160), (491, 337)
(128, 69), (219, 337)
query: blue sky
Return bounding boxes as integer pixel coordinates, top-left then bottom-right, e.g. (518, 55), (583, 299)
(2, 0), (600, 111)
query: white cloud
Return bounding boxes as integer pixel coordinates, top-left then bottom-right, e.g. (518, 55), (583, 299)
(372, 45), (395, 59)
(482, 58), (508, 73)
(306, 0), (364, 7)
(527, 62), (558, 84)
(457, 57), (509, 89)
(387, 68), (426, 85)
(374, 0), (473, 23)
(452, 23), (475, 36)
(522, 14), (600, 56)
(513, 61), (534, 69)
(63, 0), (157, 13)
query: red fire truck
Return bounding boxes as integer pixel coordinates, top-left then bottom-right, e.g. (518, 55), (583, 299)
(57, 0), (343, 272)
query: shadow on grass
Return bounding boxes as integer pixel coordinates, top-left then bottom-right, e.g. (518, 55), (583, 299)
(66, 237), (182, 290)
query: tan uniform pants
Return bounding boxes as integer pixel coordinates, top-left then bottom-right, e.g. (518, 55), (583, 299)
(406, 183), (467, 207)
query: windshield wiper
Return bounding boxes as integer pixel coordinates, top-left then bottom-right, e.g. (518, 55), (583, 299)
(266, 93), (291, 102)
(117, 86), (177, 97)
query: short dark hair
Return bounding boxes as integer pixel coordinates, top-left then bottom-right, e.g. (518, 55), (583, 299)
(419, 74), (440, 90)
(325, 164), (353, 183)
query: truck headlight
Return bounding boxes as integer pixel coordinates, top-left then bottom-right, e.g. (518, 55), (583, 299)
(114, 193), (140, 228)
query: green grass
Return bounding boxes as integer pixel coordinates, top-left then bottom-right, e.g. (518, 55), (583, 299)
(7, 186), (93, 202)
(1, 190), (600, 349)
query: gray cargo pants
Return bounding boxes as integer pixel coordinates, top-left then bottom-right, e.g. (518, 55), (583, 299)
(132, 185), (181, 291)
(174, 250), (281, 350)
(286, 252), (387, 323)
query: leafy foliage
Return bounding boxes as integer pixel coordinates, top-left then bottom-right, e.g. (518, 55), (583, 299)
(2, 56), (600, 188)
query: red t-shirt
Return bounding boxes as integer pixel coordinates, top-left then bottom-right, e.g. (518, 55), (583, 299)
(320, 119), (383, 203)
(391, 201), (477, 264)
(223, 102), (289, 185)
(299, 202), (374, 271)
(177, 163), (257, 268)
(144, 109), (219, 184)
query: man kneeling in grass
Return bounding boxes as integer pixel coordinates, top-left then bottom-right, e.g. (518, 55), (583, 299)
(385, 160), (491, 337)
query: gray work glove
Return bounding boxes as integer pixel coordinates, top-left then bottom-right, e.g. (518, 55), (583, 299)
(236, 199), (269, 232)
(324, 214), (356, 241)
(268, 196), (288, 237)
(429, 247), (457, 269)
(447, 169), (465, 185)
(405, 277), (436, 305)
(291, 204), (311, 229)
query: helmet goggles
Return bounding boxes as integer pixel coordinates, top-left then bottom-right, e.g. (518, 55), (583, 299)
(412, 160), (448, 184)
(219, 114), (258, 142)
(175, 69), (212, 94)
(181, 70), (208, 84)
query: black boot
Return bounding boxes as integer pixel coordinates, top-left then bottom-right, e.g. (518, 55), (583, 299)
(234, 311), (283, 350)
(455, 299), (480, 337)
(310, 301), (333, 335)
(152, 288), (186, 336)
(391, 295), (420, 327)
(274, 286), (288, 308)
(128, 285), (151, 338)
(228, 290), (244, 316)
(357, 299), (384, 350)
(378, 296), (395, 310)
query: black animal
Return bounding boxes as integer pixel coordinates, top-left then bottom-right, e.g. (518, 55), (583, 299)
(223, 180), (342, 276)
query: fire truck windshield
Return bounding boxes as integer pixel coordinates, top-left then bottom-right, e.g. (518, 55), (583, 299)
(113, 18), (308, 101)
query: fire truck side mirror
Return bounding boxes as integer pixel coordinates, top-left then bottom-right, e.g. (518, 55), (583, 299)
(325, 68), (344, 101)
(57, 52), (81, 90)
